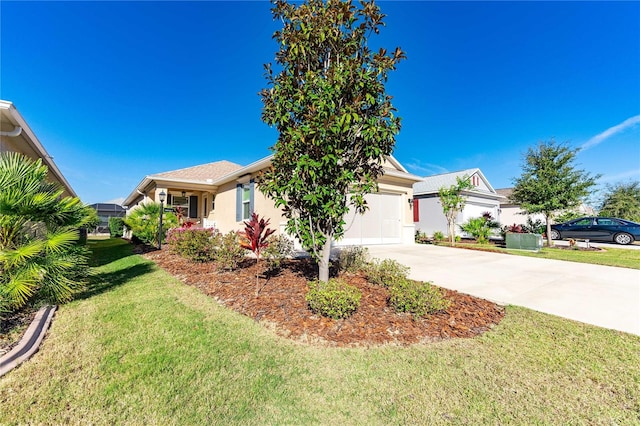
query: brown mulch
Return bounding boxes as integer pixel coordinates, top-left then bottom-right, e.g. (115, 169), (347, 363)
(143, 248), (505, 347)
(0, 307), (38, 356)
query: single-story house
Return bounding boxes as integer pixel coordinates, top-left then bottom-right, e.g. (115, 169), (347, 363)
(412, 168), (504, 237)
(89, 203), (127, 234)
(123, 155), (422, 246)
(0, 100), (76, 198)
(495, 188), (545, 227)
(496, 187), (595, 227)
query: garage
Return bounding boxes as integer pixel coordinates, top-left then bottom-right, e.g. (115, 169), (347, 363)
(339, 193), (402, 245)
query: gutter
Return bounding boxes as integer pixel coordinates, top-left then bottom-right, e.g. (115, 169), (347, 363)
(0, 125), (22, 137)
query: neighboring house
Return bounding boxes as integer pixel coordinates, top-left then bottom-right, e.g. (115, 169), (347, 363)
(496, 187), (595, 226)
(0, 100), (76, 197)
(495, 188), (545, 227)
(123, 155), (422, 246)
(413, 168), (504, 237)
(89, 203), (127, 234)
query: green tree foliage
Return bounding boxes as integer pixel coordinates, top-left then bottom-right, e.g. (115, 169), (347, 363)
(259, 0), (405, 282)
(438, 176), (474, 246)
(510, 140), (598, 246)
(0, 152), (94, 314)
(598, 181), (640, 222)
(123, 202), (177, 247)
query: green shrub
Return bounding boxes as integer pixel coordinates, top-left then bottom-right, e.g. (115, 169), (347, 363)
(306, 278), (362, 319)
(166, 227), (218, 262)
(338, 246), (369, 273)
(432, 230), (445, 242)
(214, 231), (247, 271)
(389, 279), (451, 318)
(108, 217), (125, 238)
(415, 230), (431, 244)
(263, 234), (294, 272)
(365, 258), (409, 288)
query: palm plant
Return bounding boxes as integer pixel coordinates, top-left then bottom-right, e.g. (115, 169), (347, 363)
(458, 212), (500, 244)
(0, 152), (94, 314)
(123, 202), (177, 246)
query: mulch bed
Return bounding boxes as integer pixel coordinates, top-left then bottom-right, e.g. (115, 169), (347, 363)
(144, 247), (505, 347)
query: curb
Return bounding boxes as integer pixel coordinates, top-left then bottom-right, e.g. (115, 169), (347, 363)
(0, 305), (57, 377)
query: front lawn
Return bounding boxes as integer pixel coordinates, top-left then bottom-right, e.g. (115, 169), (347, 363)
(1, 238), (638, 424)
(446, 241), (640, 269)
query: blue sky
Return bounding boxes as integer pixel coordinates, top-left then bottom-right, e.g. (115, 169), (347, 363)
(1, 1), (638, 206)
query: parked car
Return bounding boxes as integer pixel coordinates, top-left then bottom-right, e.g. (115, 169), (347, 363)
(550, 217), (640, 245)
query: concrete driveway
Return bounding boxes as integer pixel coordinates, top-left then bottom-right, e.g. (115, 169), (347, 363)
(365, 244), (640, 336)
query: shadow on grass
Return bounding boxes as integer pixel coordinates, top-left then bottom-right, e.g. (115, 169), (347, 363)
(78, 263), (156, 300)
(87, 238), (134, 267)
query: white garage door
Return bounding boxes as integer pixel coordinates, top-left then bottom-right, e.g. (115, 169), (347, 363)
(339, 193), (402, 245)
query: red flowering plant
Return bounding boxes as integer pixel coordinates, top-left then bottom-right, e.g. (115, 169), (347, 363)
(507, 223), (524, 233)
(239, 212), (276, 295)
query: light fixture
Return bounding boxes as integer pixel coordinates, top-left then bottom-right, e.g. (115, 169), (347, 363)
(408, 198), (413, 206)
(158, 190), (166, 249)
(182, 191), (186, 197)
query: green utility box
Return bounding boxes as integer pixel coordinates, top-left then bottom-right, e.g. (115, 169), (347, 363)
(506, 233), (543, 251)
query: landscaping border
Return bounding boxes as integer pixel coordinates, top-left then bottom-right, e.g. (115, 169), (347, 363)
(0, 305), (56, 377)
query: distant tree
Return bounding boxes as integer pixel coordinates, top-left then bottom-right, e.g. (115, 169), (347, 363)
(598, 181), (640, 222)
(259, 0), (405, 282)
(438, 176), (474, 246)
(510, 140), (599, 246)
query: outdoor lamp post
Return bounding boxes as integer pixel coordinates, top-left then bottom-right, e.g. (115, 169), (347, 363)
(158, 190), (166, 250)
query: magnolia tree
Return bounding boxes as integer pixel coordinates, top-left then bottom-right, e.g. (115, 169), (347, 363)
(259, 0), (405, 282)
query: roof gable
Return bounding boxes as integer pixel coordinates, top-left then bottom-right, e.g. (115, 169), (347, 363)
(414, 168), (499, 196)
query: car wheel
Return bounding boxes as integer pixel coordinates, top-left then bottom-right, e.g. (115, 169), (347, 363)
(550, 230), (561, 240)
(614, 233), (634, 245)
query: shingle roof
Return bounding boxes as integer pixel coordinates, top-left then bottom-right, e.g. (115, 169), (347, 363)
(413, 168), (480, 195)
(151, 160), (243, 182)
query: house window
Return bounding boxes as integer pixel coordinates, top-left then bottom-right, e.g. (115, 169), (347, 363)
(236, 180), (254, 222)
(242, 185), (251, 220)
(471, 175), (480, 186)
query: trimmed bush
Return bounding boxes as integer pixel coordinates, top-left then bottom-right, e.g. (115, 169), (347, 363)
(306, 278), (362, 319)
(389, 279), (451, 318)
(108, 217), (125, 238)
(263, 234), (294, 272)
(338, 246), (369, 273)
(215, 231), (247, 271)
(166, 227), (218, 262)
(365, 258), (409, 288)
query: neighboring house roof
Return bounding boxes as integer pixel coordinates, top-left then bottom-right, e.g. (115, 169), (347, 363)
(0, 100), (77, 198)
(89, 203), (127, 213)
(123, 154), (421, 207)
(414, 168), (503, 198)
(495, 188), (515, 205)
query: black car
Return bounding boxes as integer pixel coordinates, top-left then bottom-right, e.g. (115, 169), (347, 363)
(550, 217), (640, 245)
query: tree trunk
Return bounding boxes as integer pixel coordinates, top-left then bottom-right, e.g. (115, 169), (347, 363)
(449, 221), (456, 246)
(318, 237), (333, 283)
(545, 215), (553, 247)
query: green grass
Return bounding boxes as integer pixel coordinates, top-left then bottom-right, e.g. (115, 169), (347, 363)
(1, 239), (639, 424)
(449, 241), (640, 269)
(510, 245), (640, 269)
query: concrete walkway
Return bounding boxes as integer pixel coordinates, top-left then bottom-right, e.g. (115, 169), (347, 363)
(365, 244), (640, 336)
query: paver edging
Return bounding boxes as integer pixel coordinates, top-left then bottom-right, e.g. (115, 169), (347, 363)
(0, 305), (56, 377)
